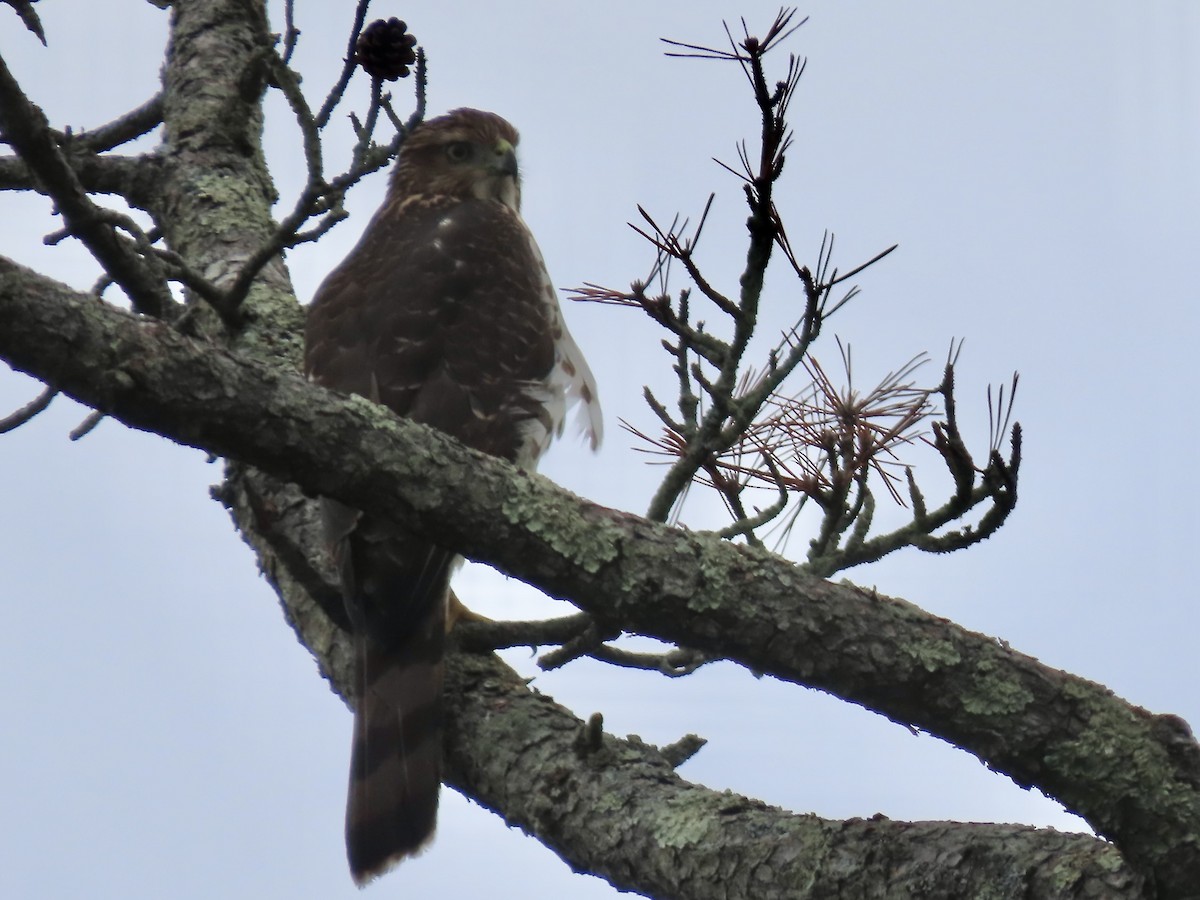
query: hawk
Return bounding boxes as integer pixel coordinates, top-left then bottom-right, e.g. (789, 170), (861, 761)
(303, 108), (602, 884)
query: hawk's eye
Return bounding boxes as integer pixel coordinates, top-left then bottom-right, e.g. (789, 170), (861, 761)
(445, 142), (472, 163)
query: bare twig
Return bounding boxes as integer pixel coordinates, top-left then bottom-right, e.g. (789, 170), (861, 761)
(3, 0), (46, 45)
(0, 384), (55, 433)
(590, 643), (713, 677)
(314, 0), (372, 130)
(453, 612), (593, 653)
(281, 0), (300, 65)
(0, 55), (175, 318)
(714, 451), (789, 542)
(54, 93), (163, 154)
(661, 8), (808, 63)
(69, 409), (105, 441)
(635, 13), (813, 525)
(538, 620), (620, 671)
(802, 365), (1021, 577)
(219, 50), (329, 315)
(632, 203), (741, 320)
(219, 39), (427, 318)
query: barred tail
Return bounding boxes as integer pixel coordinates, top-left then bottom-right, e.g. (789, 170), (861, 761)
(345, 601), (446, 885)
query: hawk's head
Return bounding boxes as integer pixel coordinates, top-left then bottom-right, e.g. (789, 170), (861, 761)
(390, 108), (523, 211)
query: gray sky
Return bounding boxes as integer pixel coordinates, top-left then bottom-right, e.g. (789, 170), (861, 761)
(2, 2), (1198, 897)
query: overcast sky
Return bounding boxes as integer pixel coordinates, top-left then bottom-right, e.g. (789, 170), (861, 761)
(2, 2), (1198, 898)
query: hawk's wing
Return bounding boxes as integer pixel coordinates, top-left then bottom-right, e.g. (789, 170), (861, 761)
(307, 193), (559, 460)
(525, 233), (604, 453)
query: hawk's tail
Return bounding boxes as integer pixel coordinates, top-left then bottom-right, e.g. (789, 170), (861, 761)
(345, 603), (446, 885)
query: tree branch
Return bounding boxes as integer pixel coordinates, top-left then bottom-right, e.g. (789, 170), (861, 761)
(443, 648), (1141, 900)
(0, 382), (54, 433)
(0, 153), (163, 208)
(54, 92), (164, 153)
(0, 57), (175, 317)
(221, 458), (1144, 900)
(1, 255), (1196, 896)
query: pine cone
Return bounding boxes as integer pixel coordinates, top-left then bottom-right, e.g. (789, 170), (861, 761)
(355, 18), (418, 81)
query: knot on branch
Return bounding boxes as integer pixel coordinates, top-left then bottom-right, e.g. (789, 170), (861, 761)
(574, 712), (606, 759)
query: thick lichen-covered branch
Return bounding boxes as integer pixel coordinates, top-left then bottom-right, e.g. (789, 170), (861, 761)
(219, 464), (1144, 900)
(1, 256), (1197, 895)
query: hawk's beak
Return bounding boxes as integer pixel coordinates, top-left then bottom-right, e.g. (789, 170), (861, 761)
(492, 139), (518, 178)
